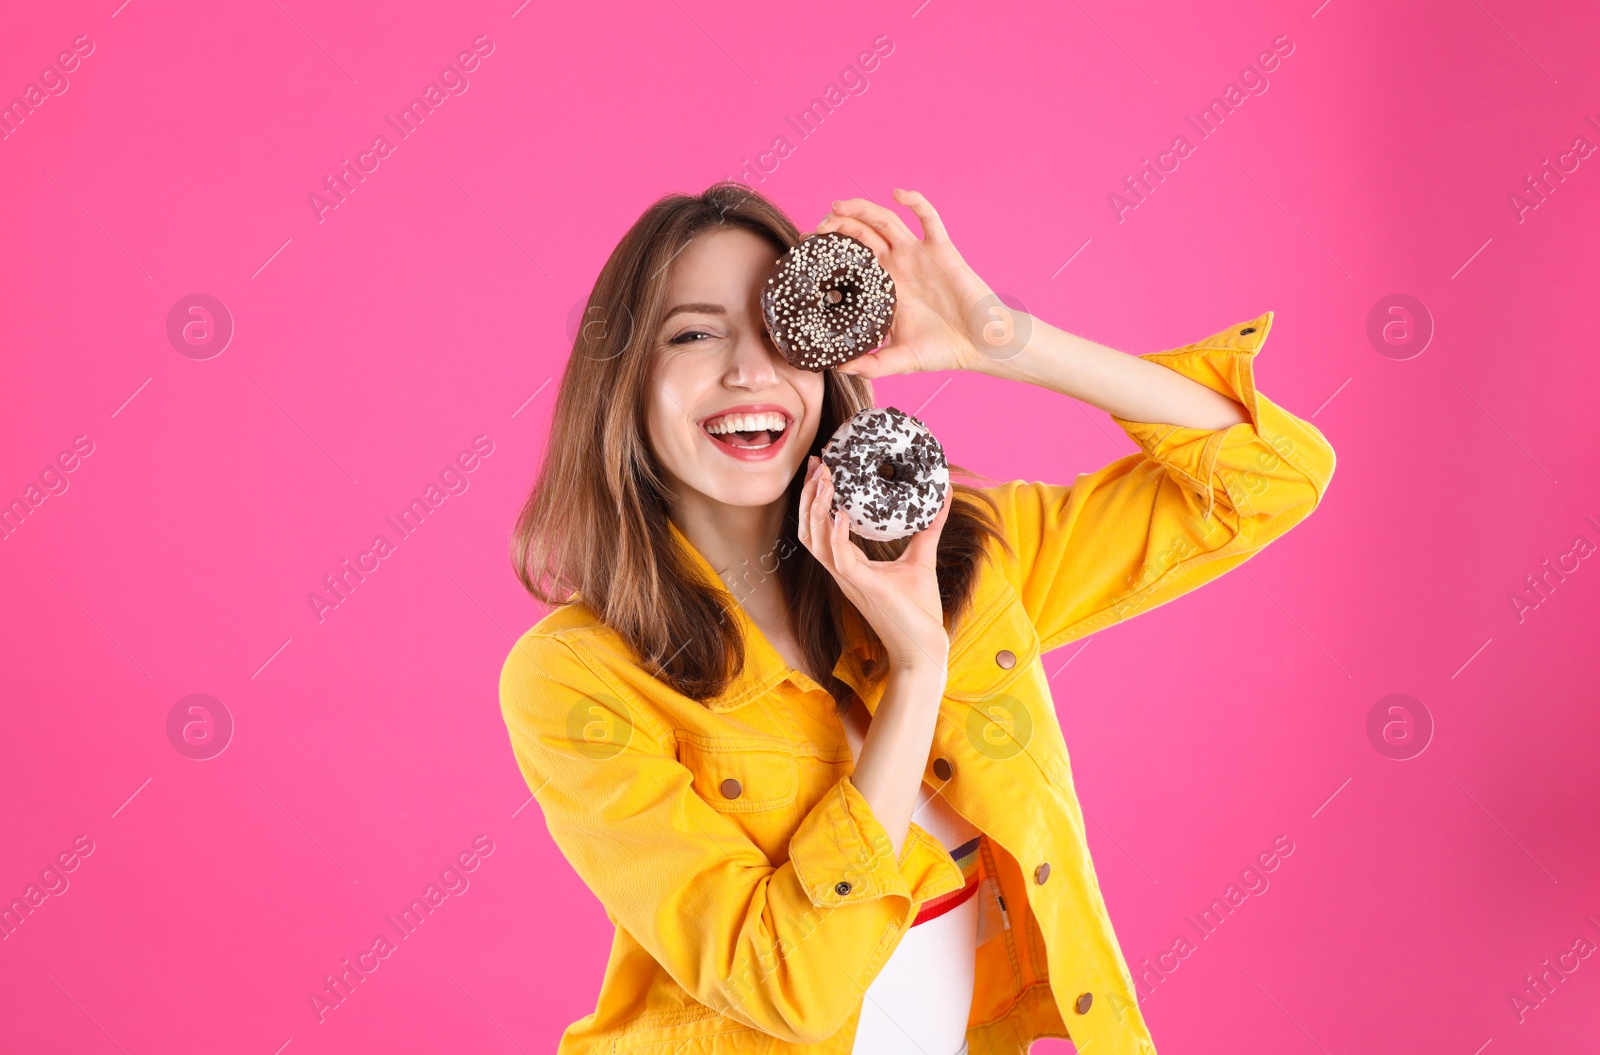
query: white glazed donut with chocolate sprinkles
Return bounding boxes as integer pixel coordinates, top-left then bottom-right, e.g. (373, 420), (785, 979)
(820, 407), (949, 542)
(761, 232), (896, 372)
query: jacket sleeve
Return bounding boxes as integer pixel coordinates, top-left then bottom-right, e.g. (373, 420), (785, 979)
(983, 311), (1336, 654)
(498, 632), (967, 1045)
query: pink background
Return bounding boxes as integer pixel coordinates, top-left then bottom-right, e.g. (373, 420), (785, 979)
(4, 0), (1599, 1051)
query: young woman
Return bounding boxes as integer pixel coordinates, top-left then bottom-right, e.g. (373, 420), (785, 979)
(499, 183), (1334, 1055)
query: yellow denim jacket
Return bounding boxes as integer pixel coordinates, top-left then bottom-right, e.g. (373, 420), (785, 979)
(499, 312), (1335, 1054)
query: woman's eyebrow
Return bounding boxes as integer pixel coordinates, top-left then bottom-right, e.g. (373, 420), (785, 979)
(661, 302), (727, 322)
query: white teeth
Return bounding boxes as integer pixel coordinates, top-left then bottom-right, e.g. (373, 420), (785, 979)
(704, 411), (787, 435)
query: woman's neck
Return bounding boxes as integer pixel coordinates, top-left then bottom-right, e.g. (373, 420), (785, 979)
(669, 489), (829, 686)
(669, 493), (791, 619)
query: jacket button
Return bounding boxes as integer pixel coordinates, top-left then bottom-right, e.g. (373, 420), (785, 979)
(1035, 862), (1051, 884)
(995, 649), (1016, 669)
(1074, 992), (1093, 1015)
(720, 778), (742, 799)
(835, 881), (852, 895)
(1239, 327), (1256, 335)
(932, 757), (953, 781)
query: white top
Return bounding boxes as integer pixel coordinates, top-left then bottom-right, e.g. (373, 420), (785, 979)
(839, 698), (983, 1055)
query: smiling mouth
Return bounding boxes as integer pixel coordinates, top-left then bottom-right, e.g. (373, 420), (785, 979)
(701, 412), (790, 450)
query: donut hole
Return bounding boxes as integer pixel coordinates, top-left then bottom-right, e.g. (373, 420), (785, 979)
(818, 270), (863, 315)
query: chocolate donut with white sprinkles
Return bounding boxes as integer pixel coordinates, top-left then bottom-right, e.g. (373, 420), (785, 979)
(820, 407), (949, 542)
(761, 232), (896, 371)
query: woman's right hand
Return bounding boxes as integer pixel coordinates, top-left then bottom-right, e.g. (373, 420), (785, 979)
(796, 455), (952, 674)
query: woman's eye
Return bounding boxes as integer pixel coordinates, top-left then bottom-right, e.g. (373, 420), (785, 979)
(670, 329), (716, 345)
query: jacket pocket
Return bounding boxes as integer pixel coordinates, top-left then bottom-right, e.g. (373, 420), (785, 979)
(676, 733), (800, 814)
(943, 583), (1073, 788)
(943, 585), (1041, 704)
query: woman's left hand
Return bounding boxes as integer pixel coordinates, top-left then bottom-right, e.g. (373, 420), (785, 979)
(816, 189), (1009, 379)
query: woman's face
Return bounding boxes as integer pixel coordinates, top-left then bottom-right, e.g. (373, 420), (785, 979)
(646, 226), (825, 513)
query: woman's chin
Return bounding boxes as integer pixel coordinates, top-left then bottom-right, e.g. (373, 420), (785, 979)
(692, 470), (797, 510)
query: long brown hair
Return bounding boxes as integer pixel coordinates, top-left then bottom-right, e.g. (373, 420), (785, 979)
(510, 182), (1013, 715)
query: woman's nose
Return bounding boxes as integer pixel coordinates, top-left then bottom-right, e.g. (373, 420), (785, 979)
(724, 329), (781, 387)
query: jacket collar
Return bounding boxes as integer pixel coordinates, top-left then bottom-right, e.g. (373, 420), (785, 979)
(666, 518), (878, 713)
